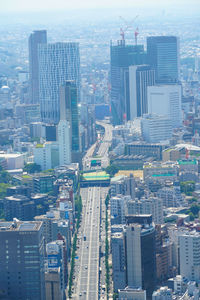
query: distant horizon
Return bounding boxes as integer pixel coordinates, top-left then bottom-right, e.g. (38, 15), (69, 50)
(0, 4), (200, 26)
(1, 0), (200, 13)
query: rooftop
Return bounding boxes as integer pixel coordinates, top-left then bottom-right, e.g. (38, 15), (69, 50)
(0, 220), (42, 232)
(178, 159), (197, 165)
(82, 171), (110, 181)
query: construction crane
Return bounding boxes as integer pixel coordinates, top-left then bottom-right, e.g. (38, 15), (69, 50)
(119, 15), (139, 43)
(135, 27), (139, 45)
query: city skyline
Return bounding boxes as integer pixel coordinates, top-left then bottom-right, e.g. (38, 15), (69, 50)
(0, 1), (200, 299)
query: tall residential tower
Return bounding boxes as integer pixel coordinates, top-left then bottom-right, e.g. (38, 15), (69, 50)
(29, 30), (47, 104)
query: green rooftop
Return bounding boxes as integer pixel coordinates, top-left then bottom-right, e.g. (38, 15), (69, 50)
(36, 144), (44, 148)
(178, 160), (197, 165)
(82, 171), (110, 181)
(152, 173), (175, 177)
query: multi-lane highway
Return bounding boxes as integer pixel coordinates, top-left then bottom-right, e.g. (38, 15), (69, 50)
(83, 121), (113, 170)
(96, 121), (113, 158)
(72, 186), (109, 299)
(71, 120), (112, 300)
(82, 142), (97, 170)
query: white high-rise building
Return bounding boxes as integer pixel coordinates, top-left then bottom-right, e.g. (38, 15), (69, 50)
(38, 42), (80, 124)
(127, 197), (164, 224)
(179, 231), (200, 282)
(147, 85), (182, 128)
(58, 120), (71, 165)
(141, 114), (173, 143)
(33, 142), (59, 170)
(110, 195), (131, 224)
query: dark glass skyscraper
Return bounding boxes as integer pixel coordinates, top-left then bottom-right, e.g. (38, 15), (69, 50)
(29, 30), (47, 104)
(125, 215), (156, 299)
(147, 36), (179, 83)
(110, 40), (147, 125)
(60, 81), (81, 163)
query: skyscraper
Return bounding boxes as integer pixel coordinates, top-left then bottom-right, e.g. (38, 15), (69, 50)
(38, 43), (80, 124)
(29, 30), (47, 104)
(129, 65), (155, 119)
(147, 36), (179, 83)
(0, 220), (45, 300)
(59, 81), (80, 164)
(110, 41), (147, 125)
(111, 232), (126, 292)
(125, 215), (156, 299)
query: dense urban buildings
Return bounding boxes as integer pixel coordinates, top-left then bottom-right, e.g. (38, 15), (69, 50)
(1, 3), (200, 300)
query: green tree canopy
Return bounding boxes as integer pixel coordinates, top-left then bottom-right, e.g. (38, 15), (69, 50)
(23, 163), (41, 174)
(105, 164), (119, 177)
(180, 181), (195, 195)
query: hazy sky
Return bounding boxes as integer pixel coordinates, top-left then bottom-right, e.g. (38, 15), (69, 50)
(1, 0), (200, 12)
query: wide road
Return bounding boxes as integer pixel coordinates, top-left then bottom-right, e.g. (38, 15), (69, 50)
(71, 120), (112, 299)
(96, 121), (113, 168)
(72, 186), (109, 299)
(96, 121), (113, 157)
(82, 121), (113, 171)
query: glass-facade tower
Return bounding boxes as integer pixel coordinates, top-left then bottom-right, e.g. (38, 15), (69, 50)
(110, 40), (147, 125)
(60, 81), (81, 163)
(147, 36), (179, 83)
(38, 42), (80, 124)
(29, 30), (47, 104)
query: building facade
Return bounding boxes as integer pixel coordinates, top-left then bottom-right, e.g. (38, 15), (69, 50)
(0, 220), (45, 300)
(179, 231), (200, 282)
(59, 81), (80, 164)
(147, 84), (182, 128)
(125, 215), (156, 299)
(141, 114), (173, 143)
(110, 41), (146, 125)
(147, 36), (179, 83)
(29, 30), (47, 104)
(38, 43), (80, 124)
(129, 65), (155, 119)
(111, 232), (126, 292)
